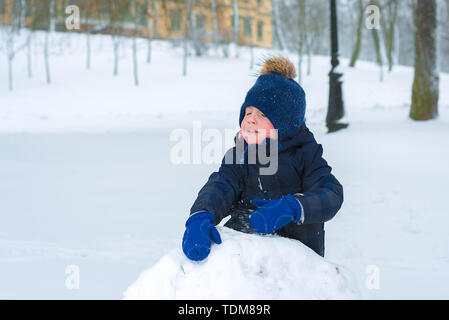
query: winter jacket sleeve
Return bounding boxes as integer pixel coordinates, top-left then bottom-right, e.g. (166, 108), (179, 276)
(190, 148), (244, 226)
(293, 139), (344, 225)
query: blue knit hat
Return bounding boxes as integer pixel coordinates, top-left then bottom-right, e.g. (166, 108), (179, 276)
(239, 57), (306, 141)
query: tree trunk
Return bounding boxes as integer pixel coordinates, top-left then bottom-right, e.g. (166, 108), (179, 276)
(445, 0), (449, 25)
(146, 0), (152, 63)
(305, 12), (312, 76)
(232, 0), (240, 58)
(306, 45), (311, 76)
(147, 28), (152, 63)
(297, 0), (306, 84)
(183, 0), (193, 76)
(133, 37), (139, 86)
(384, 24), (394, 72)
(27, 31), (32, 77)
(7, 35), (13, 91)
(371, 27), (383, 81)
(410, 0), (439, 120)
(210, 0), (218, 53)
(393, 22), (400, 66)
(6, 1), (18, 91)
(49, 0), (55, 32)
(153, 0), (158, 39)
(249, 33), (254, 70)
(85, 3), (91, 70)
(349, 0), (364, 67)
(44, 0), (55, 84)
(86, 31), (91, 70)
(44, 29), (51, 84)
(113, 35), (119, 76)
(380, 0), (399, 72)
(272, 0), (287, 52)
(132, 1), (139, 86)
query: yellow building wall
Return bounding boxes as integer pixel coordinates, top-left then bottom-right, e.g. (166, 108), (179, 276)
(0, 0), (273, 48)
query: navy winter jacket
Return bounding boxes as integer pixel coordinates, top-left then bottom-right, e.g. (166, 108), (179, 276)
(190, 123), (343, 257)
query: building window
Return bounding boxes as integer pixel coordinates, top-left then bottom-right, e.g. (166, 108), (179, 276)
(243, 16), (251, 36)
(25, 1), (33, 17)
(257, 21), (263, 41)
(195, 14), (206, 29)
(101, 3), (108, 15)
(139, 3), (148, 26)
(0, 0), (6, 14)
(171, 9), (181, 31)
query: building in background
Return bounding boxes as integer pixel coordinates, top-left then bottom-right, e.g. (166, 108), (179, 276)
(0, 0), (273, 48)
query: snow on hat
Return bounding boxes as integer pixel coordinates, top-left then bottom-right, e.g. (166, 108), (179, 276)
(239, 56), (306, 141)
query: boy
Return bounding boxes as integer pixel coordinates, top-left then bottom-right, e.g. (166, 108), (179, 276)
(182, 57), (343, 260)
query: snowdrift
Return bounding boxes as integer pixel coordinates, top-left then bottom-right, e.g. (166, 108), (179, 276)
(123, 227), (360, 299)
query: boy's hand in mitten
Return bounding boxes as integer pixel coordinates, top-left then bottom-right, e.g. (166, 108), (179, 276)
(250, 194), (302, 234)
(182, 211), (222, 261)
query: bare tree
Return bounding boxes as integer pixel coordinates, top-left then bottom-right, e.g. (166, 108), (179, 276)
(191, 9), (209, 56)
(41, 0), (55, 84)
(217, 27), (232, 58)
(363, 0), (385, 81)
(410, 0), (439, 120)
(271, 0), (287, 52)
(85, 6), (92, 70)
(108, 0), (131, 76)
(278, 0), (327, 76)
(232, 0), (240, 57)
(447, 0), (449, 18)
(304, 1), (328, 74)
(304, 6), (312, 76)
(152, 0), (158, 39)
(131, 0), (140, 86)
(447, 0), (449, 22)
(79, 0), (97, 70)
(249, 25), (254, 70)
(25, 0), (36, 78)
(210, 0), (218, 52)
(183, 0), (194, 76)
(349, 0), (365, 67)
(380, 0), (399, 72)
(145, 0), (152, 63)
(5, 0), (27, 90)
(297, 0), (306, 84)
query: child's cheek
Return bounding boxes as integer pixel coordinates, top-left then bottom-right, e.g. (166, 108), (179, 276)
(241, 118), (277, 144)
(260, 121), (277, 140)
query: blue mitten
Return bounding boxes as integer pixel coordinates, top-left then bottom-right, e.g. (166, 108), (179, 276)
(250, 194), (302, 234)
(182, 211), (222, 261)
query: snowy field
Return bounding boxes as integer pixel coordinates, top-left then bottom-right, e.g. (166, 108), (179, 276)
(1, 31), (449, 299)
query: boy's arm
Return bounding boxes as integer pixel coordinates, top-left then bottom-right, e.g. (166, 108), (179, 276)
(293, 140), (344, 225)
(190, 151), (243, 226)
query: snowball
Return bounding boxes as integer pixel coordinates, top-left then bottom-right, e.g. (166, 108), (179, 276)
(124, 227), (360, 299)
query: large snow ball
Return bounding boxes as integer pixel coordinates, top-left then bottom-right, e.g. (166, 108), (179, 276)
(124, 227), (360, 299)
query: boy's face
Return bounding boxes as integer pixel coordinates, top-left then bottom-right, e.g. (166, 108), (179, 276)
(241, 106), (278, 145)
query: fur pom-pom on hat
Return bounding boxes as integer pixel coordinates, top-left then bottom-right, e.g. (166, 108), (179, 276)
(239, 56), (306, 141)
(259, 56), (297, 80)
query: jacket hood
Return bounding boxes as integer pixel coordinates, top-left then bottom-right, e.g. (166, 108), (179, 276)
(276, 122), (315, 152)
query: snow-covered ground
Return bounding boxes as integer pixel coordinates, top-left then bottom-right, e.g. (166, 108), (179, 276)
(124, 228), (360, 300)
(1, 31), (449, 299)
